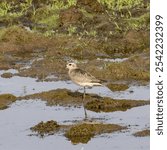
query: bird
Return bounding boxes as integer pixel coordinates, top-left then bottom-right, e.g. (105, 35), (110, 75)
(66, 62), (102, 119)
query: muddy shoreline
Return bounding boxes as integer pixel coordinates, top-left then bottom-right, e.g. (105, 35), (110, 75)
(0, 0), (150, 83)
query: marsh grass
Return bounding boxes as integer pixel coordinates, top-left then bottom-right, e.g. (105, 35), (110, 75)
(98, 0), (143, 10)
(0, 0), (34, 17)
(0, 0), (149, 37)
(50, 0), (76, 11)
(125, 12), (150, 30)
(65, 123), (126, 144)
(67, 25), (77, 36)
(0, 1), (11, 17)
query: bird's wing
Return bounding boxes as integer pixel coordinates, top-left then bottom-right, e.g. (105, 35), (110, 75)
(71, 68), (101, 83)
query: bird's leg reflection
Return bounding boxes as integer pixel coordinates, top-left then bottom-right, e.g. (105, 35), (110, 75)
(82, 86), (88, 119)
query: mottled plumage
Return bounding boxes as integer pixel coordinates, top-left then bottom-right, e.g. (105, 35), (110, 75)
(66, 62), (102, 119)
(67, 63), (102, 87)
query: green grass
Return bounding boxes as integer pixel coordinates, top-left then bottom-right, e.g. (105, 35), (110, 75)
(79, 8), (94, 19)
(49, 0), (76, 11)
(0, 0), (149, 37)
(125, 12), (150, 30)
(0, 0), (33, 24)
(98, 0), (143, 10)
(67, 25), (77, 36)
(0, 1), (11, 17)
(38, 14), (59, 29)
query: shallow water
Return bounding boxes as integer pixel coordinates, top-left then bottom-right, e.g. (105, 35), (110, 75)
(0, 69), (150, 150)
(0, 100), (149, 150)
(97, 58), (128, 62)
(0, 69), (150, 100)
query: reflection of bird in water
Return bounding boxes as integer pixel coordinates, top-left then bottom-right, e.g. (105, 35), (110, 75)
(66, 63), (102, 119)
(23, 86), (27, 95)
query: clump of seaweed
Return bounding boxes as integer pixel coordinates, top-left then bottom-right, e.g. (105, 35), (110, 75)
(1, 72), (13, 78)
(133, 129), (150, 137)
(0, 94), (17, 110)
(30, 120), (126, 144)
(107, 83), (129, 91)
(65, 123), (126, 144)
(20, 89), (149, 113)
(30, 120), (60, 137)
(20, 89), (100, 106)
(103, 55), (150, 82)
(85, 98), (149, 112)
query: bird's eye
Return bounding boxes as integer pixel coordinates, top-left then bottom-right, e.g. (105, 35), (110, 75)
(69, 64), (72, 66)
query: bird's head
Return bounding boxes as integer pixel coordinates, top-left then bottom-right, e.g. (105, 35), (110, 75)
(66, 63), (78, 70)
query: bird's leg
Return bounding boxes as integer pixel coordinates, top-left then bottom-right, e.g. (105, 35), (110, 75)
(76, 87), (83, 92)
(83, 86), (87, 119)
(83, 86), (86, 100)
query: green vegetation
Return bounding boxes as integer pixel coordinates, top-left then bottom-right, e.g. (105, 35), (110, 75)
(67, 25), (77, 36)
(125, 12), (150, 30)
(50, 0), (77, 11)
(0, 0), (33, 20)
(98, 0), (143, 10)
(0, 1), (12, 17)
(0, 0), (149, 36)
